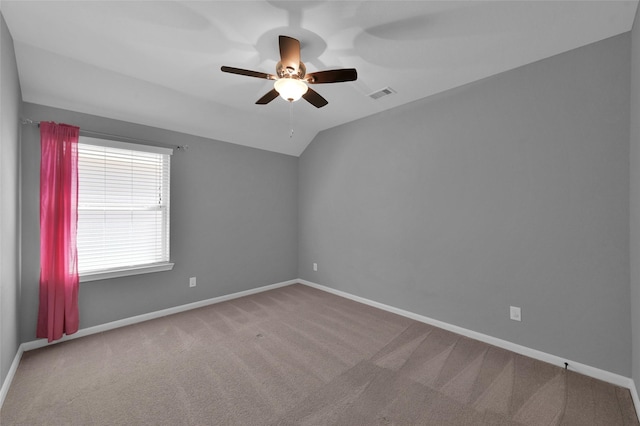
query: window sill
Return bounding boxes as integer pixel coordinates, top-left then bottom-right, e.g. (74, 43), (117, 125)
(80, 262), (175, 283)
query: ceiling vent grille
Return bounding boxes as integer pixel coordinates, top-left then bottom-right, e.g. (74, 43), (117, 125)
(369, 87), (396, 100)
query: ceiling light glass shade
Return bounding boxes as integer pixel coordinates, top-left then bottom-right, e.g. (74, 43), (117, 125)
(274, 78), (308, 102)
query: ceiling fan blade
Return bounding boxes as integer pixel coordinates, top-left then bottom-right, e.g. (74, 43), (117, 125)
(221, 66), (276, 80)
(302, 87), (328, 108)
(306, 69), (358, 84)
(279, 35), (301, 73)
(256, 89), (280, 105)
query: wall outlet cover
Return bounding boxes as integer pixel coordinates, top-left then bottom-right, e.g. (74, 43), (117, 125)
(510, 306), (521, 321)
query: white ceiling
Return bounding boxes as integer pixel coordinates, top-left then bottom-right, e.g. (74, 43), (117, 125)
(1, 1), (637, 157)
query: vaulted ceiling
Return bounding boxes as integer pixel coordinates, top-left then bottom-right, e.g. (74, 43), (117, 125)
(1, 1), (637, 156)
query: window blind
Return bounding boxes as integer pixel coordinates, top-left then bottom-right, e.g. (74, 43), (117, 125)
(77, 137), (172, 275)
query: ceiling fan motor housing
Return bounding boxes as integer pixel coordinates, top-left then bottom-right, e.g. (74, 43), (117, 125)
(277, 61), (306, 79)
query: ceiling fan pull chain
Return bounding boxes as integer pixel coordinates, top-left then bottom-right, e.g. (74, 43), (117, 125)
(289, 102), (294, 138)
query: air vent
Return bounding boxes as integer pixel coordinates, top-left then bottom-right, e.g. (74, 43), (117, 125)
(369, 87), (396, 100)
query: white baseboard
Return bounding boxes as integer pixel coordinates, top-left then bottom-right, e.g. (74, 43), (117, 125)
(631, 380), (640, 421)
(0, 278), (297, 410)
(0, 343), (24, 411)
(21, 279), (297, 352)
(298, 279), (635, 391)
(3, 277), (638, 422)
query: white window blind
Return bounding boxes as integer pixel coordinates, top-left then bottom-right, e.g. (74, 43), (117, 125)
(77, 136), (172, 277)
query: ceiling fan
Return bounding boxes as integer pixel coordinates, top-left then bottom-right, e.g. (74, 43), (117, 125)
(221, 35), (357, 108)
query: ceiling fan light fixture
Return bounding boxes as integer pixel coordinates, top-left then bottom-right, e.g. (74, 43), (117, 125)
(221, 35), (356, 108)
(274, 78), (308, 102)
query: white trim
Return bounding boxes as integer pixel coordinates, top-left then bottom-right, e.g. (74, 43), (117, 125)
(630, 380), (640, 421)
(2, 279), (296, 410)
(298, 279), (635, 390)
(3, 277), (638, 422)
(80, 262), (175, 283)
(0, 344), (24, 410)
(21, 279), (298, 352)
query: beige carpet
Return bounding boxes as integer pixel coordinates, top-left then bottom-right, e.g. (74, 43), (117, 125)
(1, 283), (638, 425)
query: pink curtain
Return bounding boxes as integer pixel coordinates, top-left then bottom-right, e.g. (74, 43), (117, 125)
(36, 122), (80, 342)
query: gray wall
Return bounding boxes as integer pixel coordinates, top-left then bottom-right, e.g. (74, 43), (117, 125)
(630, 7), (640, 390)
(6, 14), (636, 384)
(0, 13), (22, 385)
(299, 34), (631, 376)
(20, 103), (298, 343)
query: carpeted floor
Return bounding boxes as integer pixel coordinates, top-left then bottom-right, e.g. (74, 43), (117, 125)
(1, 283), (638, 425)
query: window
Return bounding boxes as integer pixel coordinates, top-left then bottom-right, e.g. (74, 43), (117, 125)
(77, 136), (173, 282)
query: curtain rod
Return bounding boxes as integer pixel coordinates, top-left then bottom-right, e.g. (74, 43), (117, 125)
(20, 118), (188, 151)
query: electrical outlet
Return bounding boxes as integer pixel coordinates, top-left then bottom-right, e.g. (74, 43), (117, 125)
(510, 306), (521, 321)
(189, 277), (196, 288)
(313, 263), (318, 272)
